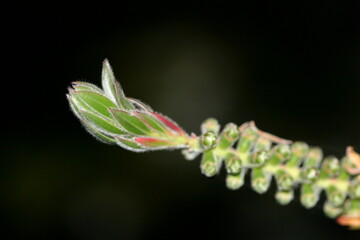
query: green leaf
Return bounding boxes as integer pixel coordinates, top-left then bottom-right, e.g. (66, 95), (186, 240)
(135, 137), (177, 149)
(72, 90), (117, 118)
(101, 59), (135, 110)
(80, 110), (126, 135)
(134, 111), (168, 134)
(67, 93), (84, 120)
(68, 94), (122, 142)
(114, 136), (146, 152)
(151, 112), (186, 135)
(80, 119), (117, 144)
(128, 97), (153, 112)
(110, 109), (151, 135)
(72, 81), (103, 94)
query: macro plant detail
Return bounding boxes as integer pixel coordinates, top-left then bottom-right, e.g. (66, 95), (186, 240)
(66, 60), (360, 230)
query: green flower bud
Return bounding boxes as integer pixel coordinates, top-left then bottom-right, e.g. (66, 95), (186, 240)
(218, 123), (239, 150)
(255, 137), (272, 151)
(237, 127), (258, 154)
(251, 168), (271, 194)
(321, 156), (341, 178)
(201, 131), (218, 150)
(301, 184), (320, 209)
(301, 167), (319, 183)
(291, 141), (309, 156)
(276, 170), (294, 191)
(269, 144), (291, 165)
(287, 141), (309, 167)
(323, 201), (343, 218)
(224, 153), (242, 175)
(304, 147), (323, 168)
(326, 185), (345, 207)
(275, 190), (294, 205)
(226, 171), (245, 190)
(275, 144), (292, 160)
(201, 118), (220, 135)
(250, 150), (269, 167)
(200, 150), (220, 177)
(349, 179), (360, 199)
(224, 123), (240, 139)
(343, 199), (360, 213)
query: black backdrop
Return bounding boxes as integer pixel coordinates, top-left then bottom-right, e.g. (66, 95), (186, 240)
(3, 1), (360, 239)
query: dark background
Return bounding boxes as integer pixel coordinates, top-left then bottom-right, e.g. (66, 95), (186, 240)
(3, 1), (360, 239)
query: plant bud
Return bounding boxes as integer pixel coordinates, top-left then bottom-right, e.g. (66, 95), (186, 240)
(251, 168), (271, 194)
(287, 141), (309, 167)
(224, 153), (242, 175)
(321, 156), (341, 178)
(269, 144), (291, 165)
(344, 199), (360, 213)
(255, 136), (272, 151)
(237, 127), (258, 154)
(275, 190), (294, 205)
(201, 118), (220, 135)
(326, 185), (346, 207)
(276, 170), (294, 191)
(304, 147), (323, 168)
(275, 144), (292, 160)
(201, 131), (218, 150)
(301, 184), (320, 209)
(200, 150), (220, 177)
(218, 123), (239, 150)
(226, 171), (246, 190)
(250, 150), (269, 167)
(301, 167), (319, 183)
(338, 157), (351, 181)
(323, 201), (343, 218)
(349, 179), (360, 199)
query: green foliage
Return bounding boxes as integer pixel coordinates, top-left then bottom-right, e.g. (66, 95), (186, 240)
(67, 60), (360, 230)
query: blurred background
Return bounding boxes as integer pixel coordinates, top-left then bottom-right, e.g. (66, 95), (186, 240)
(3, 1), (360, 239)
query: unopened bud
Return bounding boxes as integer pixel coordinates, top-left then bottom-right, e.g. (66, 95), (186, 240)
(301, 167), (319, 182)
(301, 184), (320, 209)
(225, 154), (242, 175)
(201, 118), (220, 135)
(326, 185), (345, 207)
(200, 150), (220, 177)
(201, 131), (217, 150)
(226, 172), (245, 190)
(250, 150), (269, 167)
(323, 201), (343, 218)
(251, 168), (271, 194)
(218, 123), (239, 150)
(275, 144), (292, 160)
(255, 137), (272, 151)
(321, 156), (341, 178)
(275, 190), (294, 205)
(349, 179), (360, 199)
(237, 127), (258, 154)
(287, 142), (309, 167)
(269, 144), (291, 165)
(304, 147), (323, 168)
(276, 170), (294, 191)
